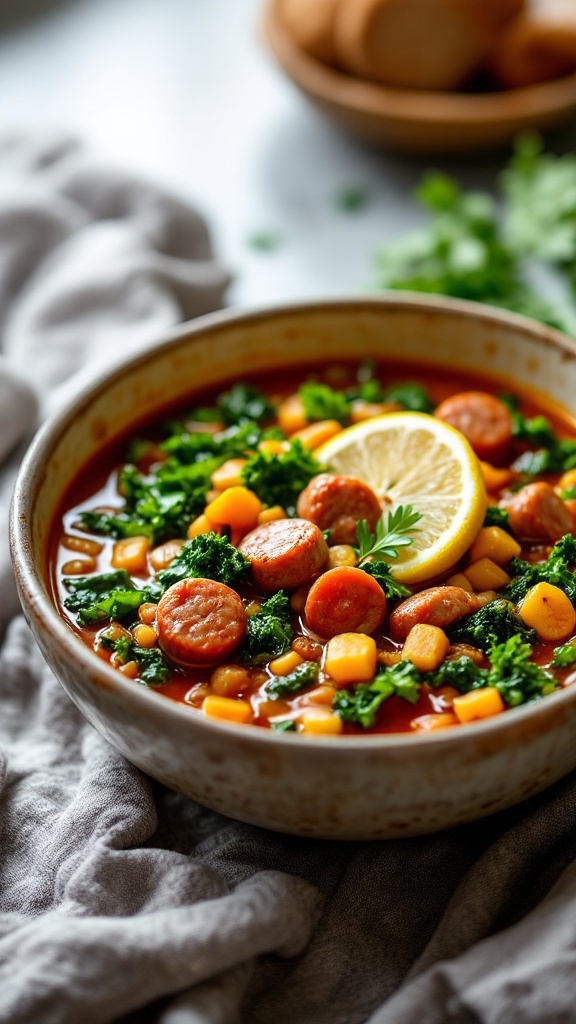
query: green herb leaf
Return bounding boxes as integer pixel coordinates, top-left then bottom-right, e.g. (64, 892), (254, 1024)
(144, 532), (250, 602)
(359, 561), (412, 599)
(100, 629), (171, 686)
(354, 505), (422, 564)
(242, 592), (294, 665)
(298, 381), (350, 425)
(267, 661), (319, 699)
(63, 570), (143, 627)
(241, 440), (323, 517)
(483, 506), (512, 532)
(216, 383), (274, 426)
(552, 642), (576, 669)
(333, 661), (421, 729)
(449, 598), (536, 651)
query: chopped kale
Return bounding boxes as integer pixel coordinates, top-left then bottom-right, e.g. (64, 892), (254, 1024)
(216, 383), (274, 426)
(449, 599), (536, 650)
(266, 661), (319, 699)
(504, 535), (576, 605)
(333, 661), (421, 729)
(270, 719), (297, 732)
(487, 635), (556, 707)
(483, 506), (512, 532)
(383, 382), (434, 414)
(424, 656), (487, 693)
(241, 440), (323, 516)
(78, 510), (156, 541)
(552, 642), (576, 669)
(115, 461), (214, 543)
(144, 532), (250, 602)
(63, 570), (143, 626)
(298, 381), (350, 425)
(100, 630), (171, 686)
(360, 561), (412, 600)
(242, 592), (294, 665)
(500, 393), (576, 476)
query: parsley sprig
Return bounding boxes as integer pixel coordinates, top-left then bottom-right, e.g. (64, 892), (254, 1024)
(354, 505), (422, 564)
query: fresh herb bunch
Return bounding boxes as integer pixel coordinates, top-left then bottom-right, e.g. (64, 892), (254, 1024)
(374, 137), (576, 337)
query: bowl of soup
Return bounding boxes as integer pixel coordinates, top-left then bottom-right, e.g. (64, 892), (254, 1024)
(11, 294), (576, 838)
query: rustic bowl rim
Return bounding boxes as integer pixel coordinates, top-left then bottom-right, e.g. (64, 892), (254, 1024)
(263, 0), (576, 130)
(10, 292), (576, 753)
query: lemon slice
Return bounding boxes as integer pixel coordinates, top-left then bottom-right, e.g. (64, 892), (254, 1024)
(315, 411), (486, 584)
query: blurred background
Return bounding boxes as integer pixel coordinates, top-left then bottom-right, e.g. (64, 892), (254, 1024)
(2, 0), (576, 308)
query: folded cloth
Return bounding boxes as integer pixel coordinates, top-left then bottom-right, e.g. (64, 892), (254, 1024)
(3, 134), (576, 1024)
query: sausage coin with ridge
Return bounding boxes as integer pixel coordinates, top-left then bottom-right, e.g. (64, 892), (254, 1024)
(157, 577), (247, 666)
(238, 517), (329, 592)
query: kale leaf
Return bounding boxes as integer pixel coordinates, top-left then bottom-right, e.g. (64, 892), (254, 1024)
(552, 642), (576, 669)
(359, 561), (412, 600)
(266, 661), (319, 699)
(449, 598), (536, 650)
(487, 635), (556, 707)
(144, 532), (250, 602)
(504, 535), (576, 605)
(270, 720), (297, 732)
(217, 383), (274, 425)
(383, 382), (434, 413)
(483, 506), (512, 532)
(100, 630), (171, 686)
(333, 661), (421, 729)
(241, 440), (323, 516)
(242, 592), (294, 664)
(298, 381), (350, 425)
(423, 656), (487, 693)
(63, 570), (143, 626)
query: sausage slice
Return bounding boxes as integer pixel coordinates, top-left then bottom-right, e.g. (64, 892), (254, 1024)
(435, 391), (513, 464)
(297, 473), (381, 545)
(500, 482), (573, 542)
(389, 586), (480, 642)
(305, 565), (387, 639)
(157, 578), (247, 666)
(238, 518), (329, 593)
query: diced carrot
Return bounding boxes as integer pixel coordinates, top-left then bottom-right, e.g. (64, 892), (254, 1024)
(519, 582), (576, 642)
(277, 394), (308, 435)
(480, 462), (513, 492)
(376, 649), (403, 667)
(469, 526), (521, 566)
(211, 458), (248, 491)
(300, 685), (336, 706)
(324, 633), (377, 684)
(118, 661), (139, 679)
(464, 557), (510, 592)
(411, 712), (459, 732)
(402, 623), (450, 673)
(269, 650), (304, 676)
(290, 419), (342, 450)
(453, 687), (505, 723)
(205, 486), (263, 531)
(299, 708), (343, 734)
(202, 695), (254, 724)
(111, 536), (149, 574)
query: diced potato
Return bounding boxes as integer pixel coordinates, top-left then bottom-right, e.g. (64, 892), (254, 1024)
(464, 557), (510, 592)
(299, 708), (344, 735)
(205, 486), (263, 531)
(480, 462), (513, 492)
(411, 712), (459, 732)
(290, 419), (342, 450)
(187, 514), (215, 539)
(269, 650), (304, 676)
(402, 624), (450, 673)
(446, 572), (474, 593)
(111, 536), (149, 574)
(327, 544), (358, 570)
(210, 664), (251, 697)
(258, 505), (286, 525)
(277, 394), (307, 435)
(453, 687), (505, 723)
(519, 582), (576, 642)
(324, 633), (377, 684)
(469, 526), (521, 566)
(149, 538), (184, 572)
(211, 458), (248, 491)
(202, 695), (254, 724)
(132, 624), (157, 648)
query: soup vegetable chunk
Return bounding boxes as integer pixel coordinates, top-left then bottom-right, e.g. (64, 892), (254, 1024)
(54, 363), (576, 736)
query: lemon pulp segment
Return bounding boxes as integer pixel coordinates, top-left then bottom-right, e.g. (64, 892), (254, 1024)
(315, 412), (486, 584)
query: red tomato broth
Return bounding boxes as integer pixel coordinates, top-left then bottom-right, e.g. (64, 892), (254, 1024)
(49, 359), (576, 736)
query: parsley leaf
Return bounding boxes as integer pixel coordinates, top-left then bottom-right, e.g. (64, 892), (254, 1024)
(483, 506), (512, 532)
(359, 561), (412, 600)
(216, 383), (274, 426)
(383, 382), (434, 413)
(354, 505), (422, 564)
(487, 635), (556, 707)
(504, 535), (576, 605)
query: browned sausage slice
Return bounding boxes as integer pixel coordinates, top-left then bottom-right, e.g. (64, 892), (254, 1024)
(296, 473), (381, 545)
(500, 482), (573, 542)
(305, 565), (387, 639)
(157, 578), (247, 666)
(238, 518), (329, 593)
(435, 391), (513, 464)
(389, 586), (480, 642)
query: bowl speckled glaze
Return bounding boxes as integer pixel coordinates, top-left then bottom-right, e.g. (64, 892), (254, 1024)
(11, 295), (576, 839)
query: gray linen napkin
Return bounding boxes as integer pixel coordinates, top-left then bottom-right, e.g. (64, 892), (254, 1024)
(3, 134), (576, 1024)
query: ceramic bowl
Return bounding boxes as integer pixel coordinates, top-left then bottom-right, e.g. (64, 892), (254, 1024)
(11, 294), (576, 840)
(263, 0), (576, 154)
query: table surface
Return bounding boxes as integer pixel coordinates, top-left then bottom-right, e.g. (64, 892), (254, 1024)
(1, 0), (575, 310)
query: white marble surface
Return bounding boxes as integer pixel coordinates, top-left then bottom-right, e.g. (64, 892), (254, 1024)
(0, 0), (573, 309)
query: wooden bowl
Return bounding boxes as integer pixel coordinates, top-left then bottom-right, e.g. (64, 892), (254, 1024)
(263, 0), (576, 154)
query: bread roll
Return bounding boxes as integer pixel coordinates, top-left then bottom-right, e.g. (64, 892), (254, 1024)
(334, 0), (520, 91)
(489, 0), (576, 88)
(281, 0), (344, 65)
